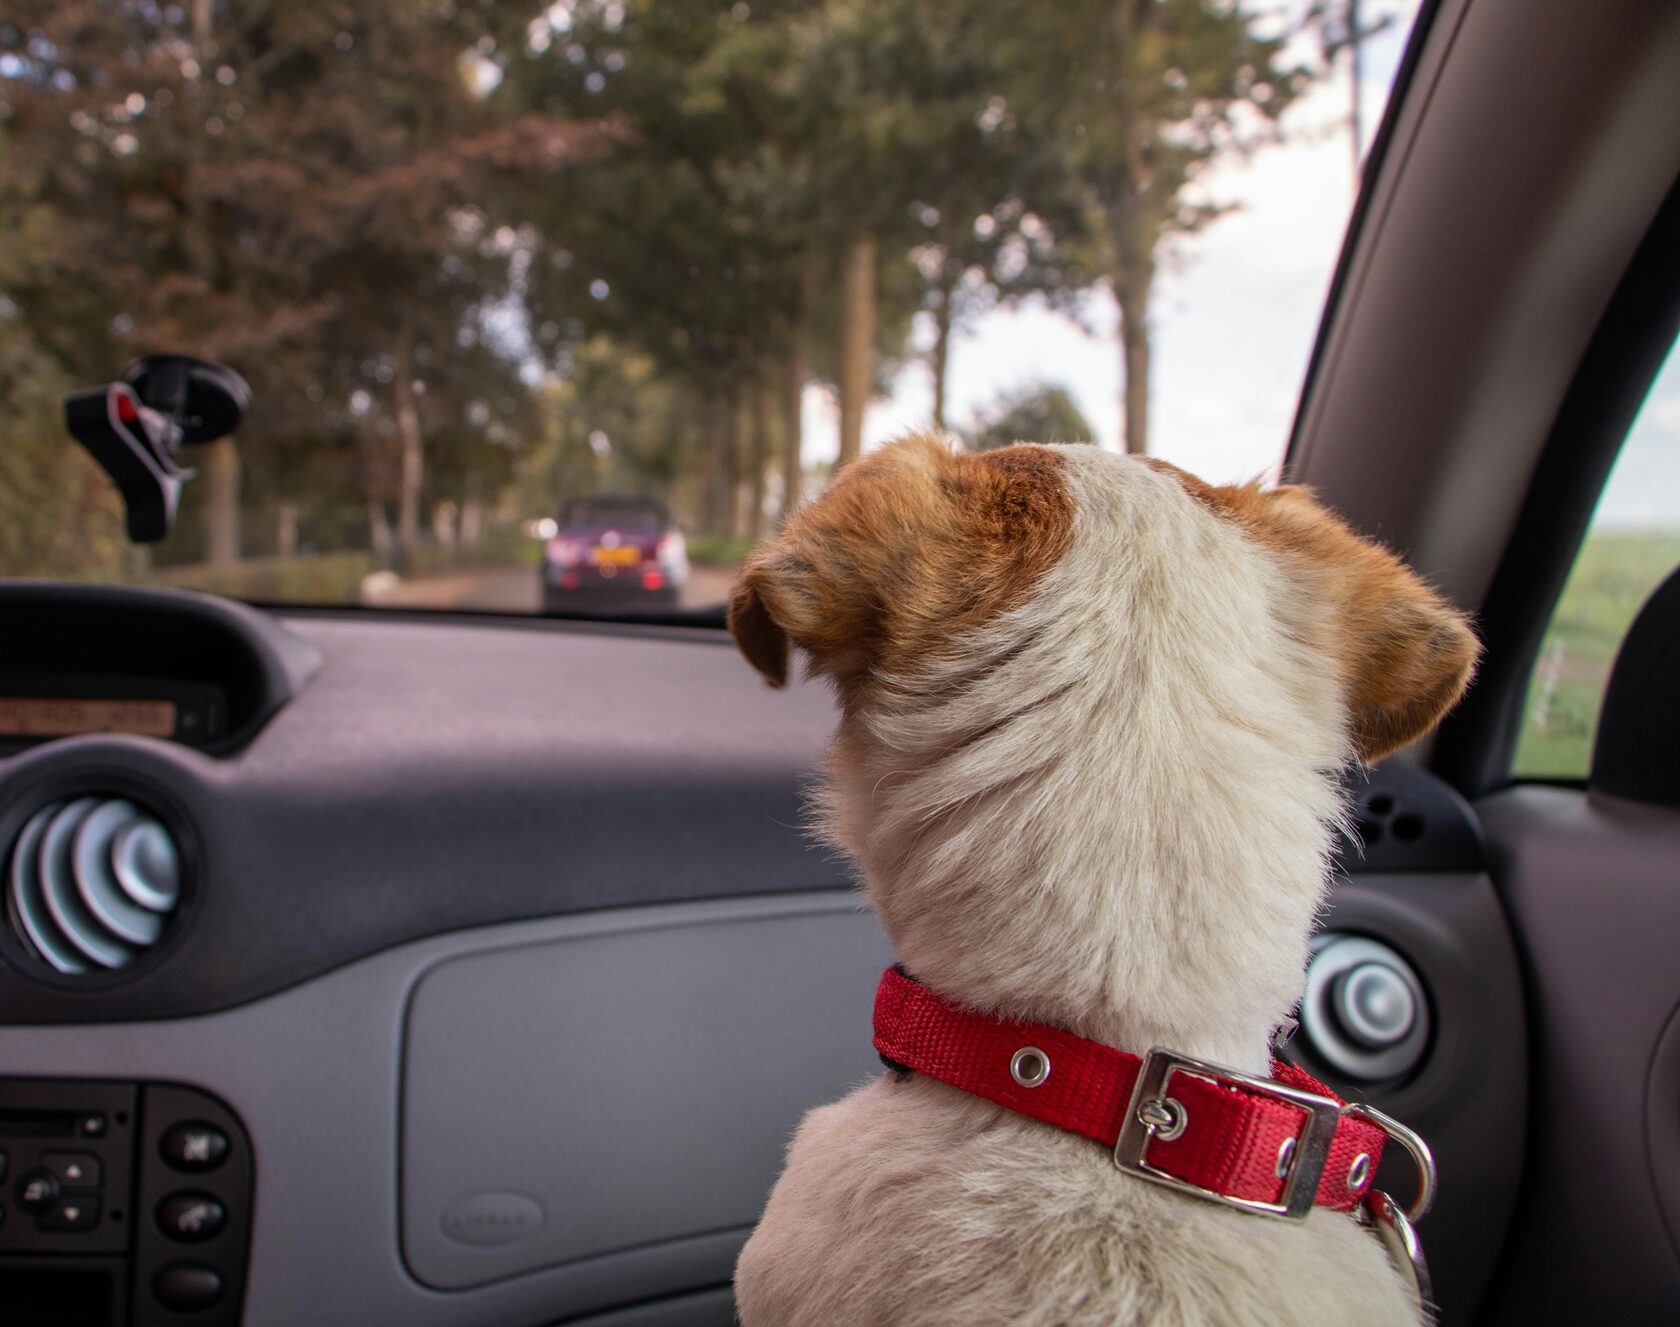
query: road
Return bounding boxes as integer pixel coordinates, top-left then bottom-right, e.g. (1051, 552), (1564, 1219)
(378, 562), (739, 613)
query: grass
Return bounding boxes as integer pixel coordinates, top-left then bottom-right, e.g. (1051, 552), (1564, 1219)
(1511, 529), (1680, 778)
(685, 533), (756, 568)
(137, 526), (540, 605)
(126, 523), (740, 609)
(145, 550), (378, 604)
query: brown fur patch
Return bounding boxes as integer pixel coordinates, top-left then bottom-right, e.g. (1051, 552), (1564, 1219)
(728, 437), (1074, 702)
(1143, 459), (1480, 762)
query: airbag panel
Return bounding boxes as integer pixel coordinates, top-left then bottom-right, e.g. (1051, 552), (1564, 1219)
(401, 907), (891, 1288)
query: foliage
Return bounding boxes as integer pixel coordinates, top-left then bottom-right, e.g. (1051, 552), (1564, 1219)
(968, 384), (1098, 450)
(1, 0), (1325, 586)
(977, 0), (1307, 452)
(0, 0), (599, 564)
(521, 337), (692, 518)
(144, 548), (380, 605)
(684, 533), (756, 568)
(0, 314), (130, 578)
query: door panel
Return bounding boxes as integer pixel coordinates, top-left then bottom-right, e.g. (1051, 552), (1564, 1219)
(1473, 787), (1680, 1321)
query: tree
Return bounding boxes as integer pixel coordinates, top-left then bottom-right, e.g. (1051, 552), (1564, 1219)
(3, 0), (1320, 579)
(793, 2), (1064, 461)
(498, 2), (836, 529)
(0, 301), (129, 579)
(522, 336), (691, 522)
(1303, 2), (1405, 174)
(968, 383), (1098, 451)
(499, 1), (953, 524)
(831, 3), (1078, 432)
(1, 1), (598, 568)
(988, 1), (1308, 454)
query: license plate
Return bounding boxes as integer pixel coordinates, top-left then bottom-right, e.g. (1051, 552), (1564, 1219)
(590, 546), (639, 566)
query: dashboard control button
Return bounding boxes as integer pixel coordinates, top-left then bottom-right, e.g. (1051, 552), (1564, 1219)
(1301, 934), (1432, 1082)
(1331, 961), (1417, 1049)
(79, 1113), (107, 1137)
(38, 1194), (100, 1231)
(154, 1261), (223, 1312)
(161, 1121), (228, 1172)
(158, 1191), (226, 1242)
(41, 1150), (102, 1189)
(17, 1168), (60, 1212)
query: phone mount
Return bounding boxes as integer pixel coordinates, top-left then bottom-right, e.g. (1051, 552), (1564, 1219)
(64, 355), (251, 543)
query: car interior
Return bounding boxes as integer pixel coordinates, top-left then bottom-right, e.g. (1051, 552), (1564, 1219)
(2, 0), (1679, 1324)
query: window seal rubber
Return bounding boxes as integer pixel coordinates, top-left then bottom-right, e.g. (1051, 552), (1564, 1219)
(1431, 174), (1680, 798)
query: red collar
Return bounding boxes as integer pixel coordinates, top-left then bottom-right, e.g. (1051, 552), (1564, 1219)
(873, 967), (1418, 1220)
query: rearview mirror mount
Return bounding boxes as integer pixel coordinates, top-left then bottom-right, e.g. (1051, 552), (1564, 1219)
(63, 354), (251, 543)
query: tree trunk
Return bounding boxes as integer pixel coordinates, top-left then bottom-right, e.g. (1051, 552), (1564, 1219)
(748, 368), (772, 542)
(931, 263), (955, 432)
(837, 233), (877, 468)
(780, 265), (813, 521)
(275, 501), (299, 558)
(368, 500), (394, 564)
(1108, 0), (1161, 457)
(202, 438), (241, 564)
(1114, 263), (1152, 456)
(190, 0), (240, 563)
(724, 377), (747, 539)
(431, 501), (458, 548)
(459, 490), (484, 547)
(1349, 0), (1364, 176)
(702, 388), (729, 536)
(393, 335), (424, 565)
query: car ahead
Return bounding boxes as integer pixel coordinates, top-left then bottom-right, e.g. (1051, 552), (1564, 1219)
(539, 496), (689, 613)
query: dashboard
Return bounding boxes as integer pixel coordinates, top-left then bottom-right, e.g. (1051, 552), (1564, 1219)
(0, 584), (1529, 1326)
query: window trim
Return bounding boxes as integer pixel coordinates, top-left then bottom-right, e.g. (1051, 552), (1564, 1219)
(1432, 175), (1680, 797)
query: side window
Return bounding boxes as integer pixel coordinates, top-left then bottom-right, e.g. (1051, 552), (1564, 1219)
(1512, 339), (1680, 779)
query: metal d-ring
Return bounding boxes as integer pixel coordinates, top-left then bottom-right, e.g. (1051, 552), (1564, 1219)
(1359, 1188), (1434, 1306)
(1342, 1102), (1437, 1222)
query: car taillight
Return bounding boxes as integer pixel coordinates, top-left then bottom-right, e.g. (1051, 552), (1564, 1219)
(547, 537), (582, 567)
(642, 570), (665, 591)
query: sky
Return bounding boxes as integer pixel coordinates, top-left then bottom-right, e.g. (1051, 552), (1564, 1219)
(1598, 346), (1680, 529)
(798, 0), (1679, 529)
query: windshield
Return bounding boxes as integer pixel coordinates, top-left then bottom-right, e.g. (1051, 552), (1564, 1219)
(562, 499), (665, 532)
(0, 1), (1422, 618)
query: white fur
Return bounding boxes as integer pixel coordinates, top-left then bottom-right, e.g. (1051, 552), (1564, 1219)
(736, 446), (1421, 1326)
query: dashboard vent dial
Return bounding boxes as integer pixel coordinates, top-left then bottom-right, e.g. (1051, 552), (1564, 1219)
(5, 797), (182, 974)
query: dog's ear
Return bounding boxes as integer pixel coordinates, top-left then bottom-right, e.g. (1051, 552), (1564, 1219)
(1259, 485), (1480, 763)
(730, 435), (1076, 692)
(728, 567), (790, 687)
(1148, 463), (1480, 764)
(726, 436), (954, 688)
(727, 534), (874, 689)
(1342, 575), (1480, 763)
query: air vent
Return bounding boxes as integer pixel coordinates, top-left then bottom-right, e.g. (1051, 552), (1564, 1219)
(5, 797), (182, 974)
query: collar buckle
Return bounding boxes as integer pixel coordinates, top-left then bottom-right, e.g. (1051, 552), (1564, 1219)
(1113, 1048), (1343, 1221)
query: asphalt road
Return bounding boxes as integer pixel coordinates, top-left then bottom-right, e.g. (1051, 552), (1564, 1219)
(388, 563), (739, 614)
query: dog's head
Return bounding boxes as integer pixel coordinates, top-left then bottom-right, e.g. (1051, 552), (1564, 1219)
(730, 436), (1475, 764)
(729, 436), (1477, 1056)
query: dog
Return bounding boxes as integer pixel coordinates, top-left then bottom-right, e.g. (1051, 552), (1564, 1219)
(727, 435), (1477, 1327)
